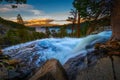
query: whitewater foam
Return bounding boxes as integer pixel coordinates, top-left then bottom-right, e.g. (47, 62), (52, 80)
(2, 31), (112, 66)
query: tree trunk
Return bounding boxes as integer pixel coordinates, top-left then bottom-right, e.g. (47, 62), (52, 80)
(77, 12), (80, 37)
(72, 22), (75, 37)
(111, 0), (120, 41)
(86, 26), (95, 35)
(72, 11), (77, 37)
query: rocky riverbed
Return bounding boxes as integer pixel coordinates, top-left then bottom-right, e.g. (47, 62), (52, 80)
(1, 31), (120, 80)
(0, 41), (120, 80)
(29, 41), (120, 80)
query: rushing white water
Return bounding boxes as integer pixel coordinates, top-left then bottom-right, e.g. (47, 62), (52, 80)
(2, 31), (112, 67)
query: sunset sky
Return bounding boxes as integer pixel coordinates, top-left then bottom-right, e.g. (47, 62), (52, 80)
(0, 0), (74, 26)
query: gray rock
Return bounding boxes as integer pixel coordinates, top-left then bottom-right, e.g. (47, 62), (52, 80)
(76, 56), (120, 80)
(112, 56), (120, 80)
(0, 65), (8, 79)
(63, 52), (97, 80)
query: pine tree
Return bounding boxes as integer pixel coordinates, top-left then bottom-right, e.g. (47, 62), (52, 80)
(17, 14), (24, 25)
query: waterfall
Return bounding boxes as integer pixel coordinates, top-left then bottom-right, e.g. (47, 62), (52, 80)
(2, 31), (112, 67)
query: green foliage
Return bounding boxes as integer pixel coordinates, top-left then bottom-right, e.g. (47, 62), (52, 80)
(73, 0), (91, 18)
(0, 17), (47, 48)
(58, 26), (68, 38)
(72, 0), (111, 36)
(80, 21), (89, 36)
(0, 28), (47, 47)
(0, 17), (25, 29)
(73, 0), (112, 20)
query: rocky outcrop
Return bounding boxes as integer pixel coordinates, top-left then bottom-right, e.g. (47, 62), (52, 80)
(63, 41), (120, 80)
(0, 50), (29, 80)
(29, 59), (68, 80)
(63, 52), (98, 80)
(0, 40), (120, 80)
(95, 41), (120, 55)
(75, 41), (120, 80)
(76, 56), (120, 80)
(28, 54), (120, 80)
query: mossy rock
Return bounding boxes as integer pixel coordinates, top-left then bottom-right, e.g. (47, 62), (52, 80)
(0, 55), (10, 59)
(4, 59), (20, 65)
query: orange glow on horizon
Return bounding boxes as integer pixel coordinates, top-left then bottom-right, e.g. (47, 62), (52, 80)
(24, 18), (62, 27)
(11, 18), (80, 27)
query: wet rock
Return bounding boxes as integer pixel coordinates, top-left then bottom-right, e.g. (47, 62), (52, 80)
(0, 63), (8, 79)
(95, 41), (120, 56)
(63, 54), (86, 80)
(8, 70), (20, 79)
(0, 50), (10, 60)
(29, 59), (68, 80)
(112, 56), (120, 80)
(63, 51), (97, 80)
(76, 56), (120, 80)
(0, 50), (22, 80)
(76, 41), (120, 80)
(4, 59), (21, 66)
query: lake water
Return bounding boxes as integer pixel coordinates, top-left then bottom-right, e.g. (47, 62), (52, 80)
(35, 26), (74, 33)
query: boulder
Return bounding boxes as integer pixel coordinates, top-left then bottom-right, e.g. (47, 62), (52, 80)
(63, 52), (97, 80)
(29, 59), (68, 80)
(75, 41), (120, 80)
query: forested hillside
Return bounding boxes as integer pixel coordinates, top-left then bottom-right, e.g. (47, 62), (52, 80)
(0, 17), (46, 48)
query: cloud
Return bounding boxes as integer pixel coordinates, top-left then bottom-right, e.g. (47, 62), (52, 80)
(0, 7), (11, 12)
(24, 18), (71, 27)
(25, 18), (55, 26)
(48, 12), (70, 20)
(0, 4), (71, 25)
(0, 4), (13, 12)
(0, 4), (43, 19)
(0, 4), (34, 12)
(31, 10), (41, 15)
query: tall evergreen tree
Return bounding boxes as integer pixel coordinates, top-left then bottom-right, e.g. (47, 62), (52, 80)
(68, 9), (77, 37)
(73, 0), (120, 41)
(17, 14), (24, 25)
(73, 0), (90, 37)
